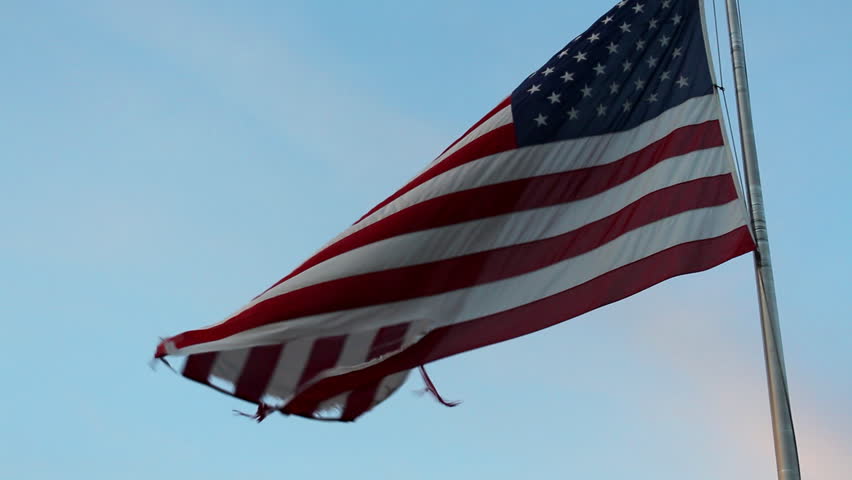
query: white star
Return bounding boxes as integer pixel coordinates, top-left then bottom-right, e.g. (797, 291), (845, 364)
(634, 78), (646, 90)
(660, 70), (672, 81)
(547, 91), (562, 104)
(567, 107), (579, 120)
(622, 100), (633, 112)
(617, 0), (628, 7)
(588, 33), (601, 43)
(609, 82), (620, 94)
(619, 22), (632, 33)
(534, 114), (548, 126)
(649, 18), (659, 29)
(672, 13), (682, 25)
(636, 39), (646, 51)
(659, 35), (671, 47)
(676, 75), (690, 88)
(662, 0), (672, 7)
(558, 50), (569, 58)
(528, 84), (542, 94)
(602, 15), (614, 24)
(632, 3), (644, 14)
(647, 92), (659, 103)
(673, 47), (683, 58)
(646, 56), (659, 68)
(573, 51), (588, 62)
(581, 84), (593, 98)
(606, 42), (619, 54)
(593, 63), (606, 75)
(622, 59), (633, 71)
(596, 104), (607, 117)
(542, 67), (555, 76)
(561, 71), (575, 83)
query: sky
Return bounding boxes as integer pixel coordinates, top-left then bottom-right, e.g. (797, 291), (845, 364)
(1, 0), (850, 478)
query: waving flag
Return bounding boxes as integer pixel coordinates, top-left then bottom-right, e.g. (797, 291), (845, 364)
(156, 0), (755, 422)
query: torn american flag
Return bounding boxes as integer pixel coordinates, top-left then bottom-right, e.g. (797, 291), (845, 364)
(155, 0), (754, 422)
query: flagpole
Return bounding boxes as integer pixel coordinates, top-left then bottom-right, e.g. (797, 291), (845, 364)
(723, 1), (801, 479)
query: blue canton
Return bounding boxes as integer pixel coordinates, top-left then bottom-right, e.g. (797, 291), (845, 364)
(511, 0), (713, 147)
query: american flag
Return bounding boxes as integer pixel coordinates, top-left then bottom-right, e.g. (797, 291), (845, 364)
(155, 0), (755, 422)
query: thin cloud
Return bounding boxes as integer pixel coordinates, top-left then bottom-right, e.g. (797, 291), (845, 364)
(82, 0), (450, 190)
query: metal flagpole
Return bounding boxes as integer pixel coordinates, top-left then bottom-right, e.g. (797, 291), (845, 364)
(722, 1), (801, 479)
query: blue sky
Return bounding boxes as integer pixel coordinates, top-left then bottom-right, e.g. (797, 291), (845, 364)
(1, 1), (849, 478)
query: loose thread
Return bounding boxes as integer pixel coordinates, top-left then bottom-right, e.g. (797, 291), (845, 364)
(418, 365), (461, 407)
(233, 403), (277, 423)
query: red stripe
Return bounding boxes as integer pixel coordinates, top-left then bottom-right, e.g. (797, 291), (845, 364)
(233, 344), (284, 402)
(438, 96), (512, 158)
(273, 120), (721, 293)
(296, 336), (346, 387)
(283, 226), (756, 417)
(182, 352), (217, 384)
(158, 123), (726, 353)
(340, 323), (410, 421)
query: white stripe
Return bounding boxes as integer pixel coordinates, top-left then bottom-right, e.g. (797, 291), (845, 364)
(254, 147), (732, 304)
(429, 103), (513, 166)
(208, 348), (250, 390)
(315, 394), (348, 418)
(336, 330), (377, 368)
(263, 337), (314, 400)
(177, 200), (748, 355)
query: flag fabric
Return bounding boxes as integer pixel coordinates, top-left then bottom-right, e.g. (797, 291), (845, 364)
(155, 0), (755, 422)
